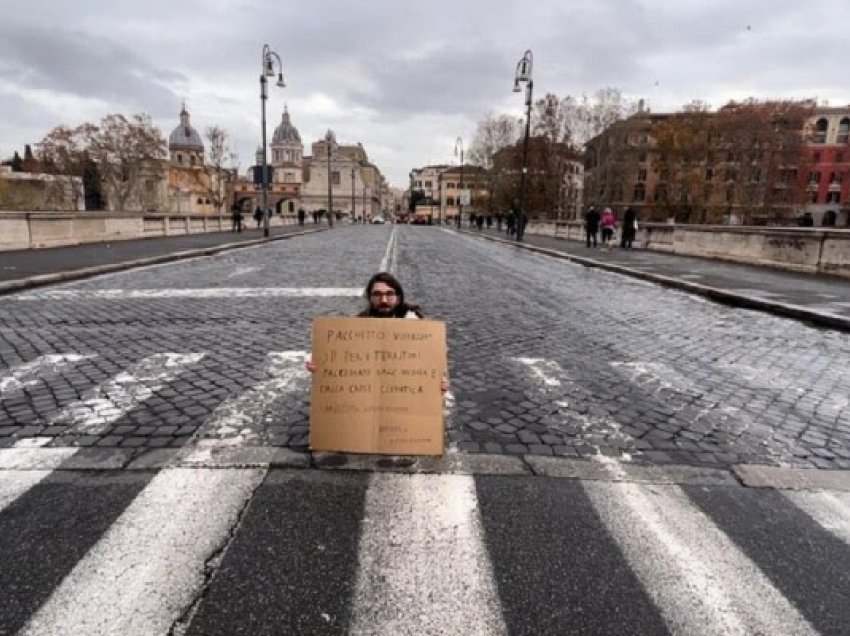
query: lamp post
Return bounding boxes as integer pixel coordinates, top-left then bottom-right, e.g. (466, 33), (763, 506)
(325, 129), (335, 227)
(438, 169), (443, 225)
(454, 137), (464, 229)
(409, 171), (414, 219)
(260, 44), (286, 238)
(351, 165), (357, 222)
(513, 49), (533, 242)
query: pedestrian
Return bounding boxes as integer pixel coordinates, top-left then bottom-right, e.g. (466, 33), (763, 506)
(312, 210), (319, 224)
(230, 203), (243, 233)
(495, 212), (503, 232)
(600, 207), (616, 246)
(621, 206), (637, 249)
(486, 215), (493, 229)
(469, 213), (477, 229)
(506, 211), (515, 236)
(476, 214), (484, 231)
(585, 206), (600, 248)
(298, 208), (306, 226)
(305, 272), (449, 391)
(254, 206), (263, 229)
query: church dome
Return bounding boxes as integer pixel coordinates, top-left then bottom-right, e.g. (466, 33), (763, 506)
(169, 104), (204, 151)
(272, 107), (301, 144)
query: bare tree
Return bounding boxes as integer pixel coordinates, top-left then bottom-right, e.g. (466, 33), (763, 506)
(83, 114), (167, 211)
(562, 87), (638, 151)
(36, 124), (92, 210)
(469, 114), (520, 214)
(196, 126), (239, 213)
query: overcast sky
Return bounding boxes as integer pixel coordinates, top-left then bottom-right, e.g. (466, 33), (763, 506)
(1, 0), (848, 188)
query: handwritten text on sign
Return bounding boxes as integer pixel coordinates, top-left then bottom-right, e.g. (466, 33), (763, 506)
(309, 316), (447, 455)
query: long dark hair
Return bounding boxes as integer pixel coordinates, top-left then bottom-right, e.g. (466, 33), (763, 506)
(359, 272), (422, 318)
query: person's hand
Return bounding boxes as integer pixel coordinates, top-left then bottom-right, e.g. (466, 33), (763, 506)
(441, 376), (449, 393)
(306, 360), (316, 373)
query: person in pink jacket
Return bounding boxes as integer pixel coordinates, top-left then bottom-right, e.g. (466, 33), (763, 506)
(600, 207), (617, 246)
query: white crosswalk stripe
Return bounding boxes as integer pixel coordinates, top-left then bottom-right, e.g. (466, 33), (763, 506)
(584, 479), (817, 635)
(785, 490), (850, 546)
(47, 353), (204, 435)
(19, 467), (265, 636)
(350, 473), (506, 635)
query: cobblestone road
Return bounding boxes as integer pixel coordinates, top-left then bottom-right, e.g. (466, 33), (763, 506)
(1, 225), (849, 469)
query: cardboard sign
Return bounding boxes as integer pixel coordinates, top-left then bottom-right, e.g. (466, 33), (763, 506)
(309, 316), (447, 455)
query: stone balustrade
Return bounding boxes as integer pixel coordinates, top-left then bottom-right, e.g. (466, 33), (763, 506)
(0, 211), (297, 251)
(533, 220), (850, 278)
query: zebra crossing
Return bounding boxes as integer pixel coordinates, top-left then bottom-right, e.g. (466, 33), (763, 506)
(2, 350), (850, 634)
(1, 452), (850, 634)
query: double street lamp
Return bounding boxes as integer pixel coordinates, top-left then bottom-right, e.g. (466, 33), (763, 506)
(454, 137), (464, 229)
(513, 49), (533, 242)
(259, 44), (286, 238)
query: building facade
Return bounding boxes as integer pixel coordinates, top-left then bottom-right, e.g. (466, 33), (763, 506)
(804, 107), (850, 225)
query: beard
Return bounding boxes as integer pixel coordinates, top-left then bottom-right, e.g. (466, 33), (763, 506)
(371, 302), (397, 317)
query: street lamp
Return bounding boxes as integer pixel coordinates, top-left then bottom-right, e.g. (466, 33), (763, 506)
(454, 137), (464, 229)
(513, 49), (533, 242)
(351, 165), (357, 222)
(260, 44), (286, 238)
(438, 169), (443, 225)
(325, 129), (335, 227)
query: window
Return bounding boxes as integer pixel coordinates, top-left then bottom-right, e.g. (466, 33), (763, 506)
(177, 154), (183, 164)
(638, 150), (647, 163)
(725, 168), (736, 181)
(813, 152), (821, 163)
(826, 191), (841, 203)
(654, 184), (666, 201)
(425, 181), (433, 188)
(705, 167), (714, 181)
(838, 118), (850, 144)
(808, 191), (818, 203)
(332, 171), (340, 185)
(813, 118), (828, 144)
(808, 171), (821, 184)
(446, 182), (454, 189)
(830, 172), (842, 184)
(637, 168), (647, 182)
(190, 156), (195, 166)
(197, 198), (203, 204)
(415, 180), (422, 187)
(633, 183), (645, 201)
(447, 197), (455, 206)
(726, 186), (735, 203)
(205, 198), (211, 205)
(837, 152), (844, 163)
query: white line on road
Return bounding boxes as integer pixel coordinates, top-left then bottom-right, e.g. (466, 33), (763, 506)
(379, 225), (397, 272)
(20, 467), (265, 636)
(0, 447), (78, 513)
(0, 354), (94, 399)
(224, 265), (260, 279)
(14, 288), (362, 300)
(584, 481), (817, 636)
(181, 351), (309, 456)
(349, 473), (507, 635)
(785, 490), (850, 546)
(49, 353), (204, 435)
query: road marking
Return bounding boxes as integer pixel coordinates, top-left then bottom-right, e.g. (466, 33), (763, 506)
(0, 447), (78, 513)
(13, 288), (362, 300)
(224, 265), (260, 279)
(785, 491), (850, 546)
(20, 467), (265, 636)
(379, 225), (397, 272)
(349, 473), (506, 635)
(0, 354), (94, 399)
(584, 481), (816, 636)
(514, 356), (636, 457)
(181, 351), (309, 455)
(49, 353), (204, 435)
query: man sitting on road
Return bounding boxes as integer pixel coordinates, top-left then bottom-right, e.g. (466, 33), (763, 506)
(306, 272), (448, 391)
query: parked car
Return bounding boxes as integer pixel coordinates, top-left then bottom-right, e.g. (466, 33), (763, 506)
(370, 217), (385, 224)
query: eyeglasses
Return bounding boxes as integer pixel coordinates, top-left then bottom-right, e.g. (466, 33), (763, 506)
(370, 291), (397, 300)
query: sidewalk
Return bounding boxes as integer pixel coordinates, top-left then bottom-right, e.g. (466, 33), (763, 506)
(0, 224), (324, 294)
(468, 227), (850, 332)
